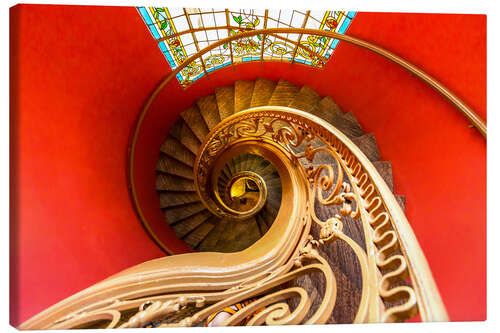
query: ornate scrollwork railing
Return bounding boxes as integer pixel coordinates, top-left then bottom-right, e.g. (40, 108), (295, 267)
(193, 106), (448, 323)
(21, 106), (447, 329)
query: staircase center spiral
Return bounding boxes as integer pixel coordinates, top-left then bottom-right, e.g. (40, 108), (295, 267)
(222, 171), (268, 220)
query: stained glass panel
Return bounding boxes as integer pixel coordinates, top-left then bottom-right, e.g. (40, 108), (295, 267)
(137, 7), (356, 87)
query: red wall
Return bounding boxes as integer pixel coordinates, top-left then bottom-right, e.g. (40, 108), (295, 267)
(9, 5), (168, 326)
(11, 5), (486, 326)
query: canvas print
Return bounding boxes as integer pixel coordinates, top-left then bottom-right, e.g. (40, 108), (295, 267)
(10, 3), (486, 329)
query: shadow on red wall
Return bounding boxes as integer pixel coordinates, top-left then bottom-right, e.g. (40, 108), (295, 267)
(10, 5), (486, 326)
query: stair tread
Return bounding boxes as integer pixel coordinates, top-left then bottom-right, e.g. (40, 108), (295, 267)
(315, 96), (344, 122)
(167, 118), (202, 155)
(233, 155), (245, 173)
(160, 136), (196, 167)
(250, 78), (277, 108)
(234, 80), (255, 113)
(156, 154), (194, 180)
(227, 159), (236, 177)
(183, 221), (216, 249)
(372, 161), (394, 192)
(213, 216), (261, 252)
(330, 112), (364, 139)
(172, 210), (212, 238)
(196, 217), (227, 251)
(215, 85), (235, 120)
(268, 79), (300, 106)
(164, 202), (206, 224)
(288, 85), (321, 113)
(159, 192), (200, 209)
(249, 154), (265, 171)
(196, 95), (221, 130)
(180, 105), (210, 142)
(240, 154), (250, 172)
(156, 173), (195, 192)
(261, 205), (278, 227)
(255, 214), (270, 236)
(351, 133), (381, 162)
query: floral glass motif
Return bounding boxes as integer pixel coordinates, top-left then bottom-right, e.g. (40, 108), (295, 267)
(137, 7), (356, 87)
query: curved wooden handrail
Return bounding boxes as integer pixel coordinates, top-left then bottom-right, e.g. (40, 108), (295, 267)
(130, 27), (486, 254)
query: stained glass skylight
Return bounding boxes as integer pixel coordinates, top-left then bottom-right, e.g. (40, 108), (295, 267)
(137, 7), (356, 87)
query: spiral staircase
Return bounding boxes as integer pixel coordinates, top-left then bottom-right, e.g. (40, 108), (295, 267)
(156, 78), (405, 252)
(19, 17), (474, 327)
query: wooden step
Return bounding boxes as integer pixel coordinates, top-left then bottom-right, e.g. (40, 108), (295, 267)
(268, 79), (300, 106)
(160, 136), (196, 167)
(156, 174), (195, 192)
(245, 154), (259, 171)
(214, 85), (235, 120)
(311, 96), (344, 124)
(265, 177), (281, 189)
(213, 217), (261, 253)
(255, 214), (270, 236)
(288, 85), (321, 113)
(227, 159), (236, 177)
(156, 154), (194, 180)
(234, 80), (255, 113)
(260, 205), (278, 228)
(259, 162), (277, 178)
(266, 194), (282, 212)
(330, 112), (364, 139)
(244, 154), (256, 171)
(253, 159), (270, 174)
(180, 105), (210, 142)
(240, 154), (250, 172)
(351, 133), (381, 162)
(172, 210), (213, 238)
(221, 164), (232, 180)
(196, 218), (228, 252)
(167, 118), (202, 155)
(233, 155), (245, 173)
(372, 161), (394, 192)
(159, 192), (200, 209)
(196, 95), (221, 130)
(183, 221), (216, 249)
(250, 78), (277, 108)
(250, 155), (266, 172)
(164, 202), (206, 224)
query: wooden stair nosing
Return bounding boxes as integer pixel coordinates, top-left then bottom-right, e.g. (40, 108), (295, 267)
(180, 105), (210, 143)
(172, 210), (213, 238)
(234, 80), (255, 113)
(156, 173), (195, 192)
(196, 94), (221, 130)
(183, 221), (216, 249)
(250, 78), (277, 108)
(160, 136), (196, 167)
(159, 191), (200, 209)
(288, 85), (321, 114)
(351, 133), (380, 162)
(156, 154), (194, 180)
(268, 79), (300, 107)
(167, 118), (202, 155)
(215, 85), (235, 120)
(164, 202), (207, 224)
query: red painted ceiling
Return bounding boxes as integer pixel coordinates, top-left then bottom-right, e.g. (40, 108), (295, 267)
(10, 4), (486, 326)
